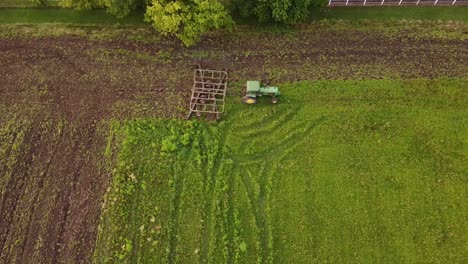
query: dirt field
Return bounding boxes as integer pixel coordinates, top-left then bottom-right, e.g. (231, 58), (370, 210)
(0, 21), (467, 263)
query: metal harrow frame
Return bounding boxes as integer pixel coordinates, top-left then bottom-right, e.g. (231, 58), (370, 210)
(187, 65), (228, 120)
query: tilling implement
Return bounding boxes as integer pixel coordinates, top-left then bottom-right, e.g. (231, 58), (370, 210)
(186, 64), (228, 120)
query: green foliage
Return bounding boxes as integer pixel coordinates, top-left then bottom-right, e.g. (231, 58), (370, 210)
(59, 0), (100, 10)
(239, 241), (247, 252)
(256, 0), (314, 24)
(103, 0), (147, 19)
(145, 0), (233, 46)
(103, 0), (136, 18)
(232, 0), (326, 24)
(230, 0), (256, 18)
(31, 0), (48, 7)
(59, 0), (145, 18)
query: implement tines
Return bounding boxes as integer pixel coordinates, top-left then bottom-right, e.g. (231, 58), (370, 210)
(187, 65), (228, 120)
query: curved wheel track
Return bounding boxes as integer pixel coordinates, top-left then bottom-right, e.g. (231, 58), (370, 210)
(221, 105), (326, 264)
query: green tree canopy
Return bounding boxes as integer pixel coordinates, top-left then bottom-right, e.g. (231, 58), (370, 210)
(232, 0), (325, 24)
(60, 0), (145, 18)
(145, 0), (233, 46)
(103, 0), (147, 18)
(59, 0), (100, 10)
(32, 0), (48, 7)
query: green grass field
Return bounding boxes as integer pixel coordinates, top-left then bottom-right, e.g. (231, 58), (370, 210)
(0, 0), (37, 7)
(95, 78), (468, 263)
(0, 8), (145, 25)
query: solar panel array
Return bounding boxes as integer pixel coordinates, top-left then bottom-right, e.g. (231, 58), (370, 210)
(328, 0), (468, 5)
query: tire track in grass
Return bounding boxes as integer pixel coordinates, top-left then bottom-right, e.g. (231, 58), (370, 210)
(198, 163), (219, 264)
(231, 167), (258, 264)
(264, 116), (326, 263)
(263, 117), (327, 161)
(239, 163), (273, 264)
(261, 163), (282, 264)
(225, 166), (238, 264)
(199, 134), (219, 264)
(244, 155), (280, 264)
(257, 161), (295, 264)
(129, 164), (145, 263)
(200, 108), (323, 263)
(231, 168), (247, 264)
(231, 107), (295, 264)
(239, 166), (262, 260)
(255, 164), (272, 264)
(199, 126), (227, 264)
(167, 158), (185, 264)
(236, 108), (299, 137)
(237, 115), (326, 264)
(251, 116), (327, 161)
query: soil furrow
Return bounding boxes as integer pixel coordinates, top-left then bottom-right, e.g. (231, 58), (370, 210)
(0, 125), (40, 263)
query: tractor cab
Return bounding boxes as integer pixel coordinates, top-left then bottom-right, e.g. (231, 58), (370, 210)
(242, 80), (280, 104)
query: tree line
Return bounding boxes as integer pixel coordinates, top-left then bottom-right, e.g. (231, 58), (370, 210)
(35, 0), (325, 46)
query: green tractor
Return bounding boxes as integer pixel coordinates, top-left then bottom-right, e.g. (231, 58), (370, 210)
(242, 80), (280, 105)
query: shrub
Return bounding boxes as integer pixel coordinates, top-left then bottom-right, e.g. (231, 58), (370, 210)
(103, 0), (148, 18)
(231, 0), (326, 24)
(59, 0), (102, 10)
(32, 0), (48, 7)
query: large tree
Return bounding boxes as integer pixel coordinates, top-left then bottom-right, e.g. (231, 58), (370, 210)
(32, 0), (48, 6)
(145, 0), (233, 47)
(103, 0), (147, 18)
(59, 0), (145, 18)
(232, 0), (324, 24)
(59, 0), (100, 10)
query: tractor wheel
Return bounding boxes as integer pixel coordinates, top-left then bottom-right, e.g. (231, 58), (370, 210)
(271, 97), (279, 104)
(242, 96), (257, 105)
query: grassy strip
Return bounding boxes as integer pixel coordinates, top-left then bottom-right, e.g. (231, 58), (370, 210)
(0, 0), (36, 8)
(0, 8), (145, 25)
(0, 6), (467, 25)
(0, 19), (466, 41)
(0, 0), (61, 8)
(95, 78), (468, 263)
